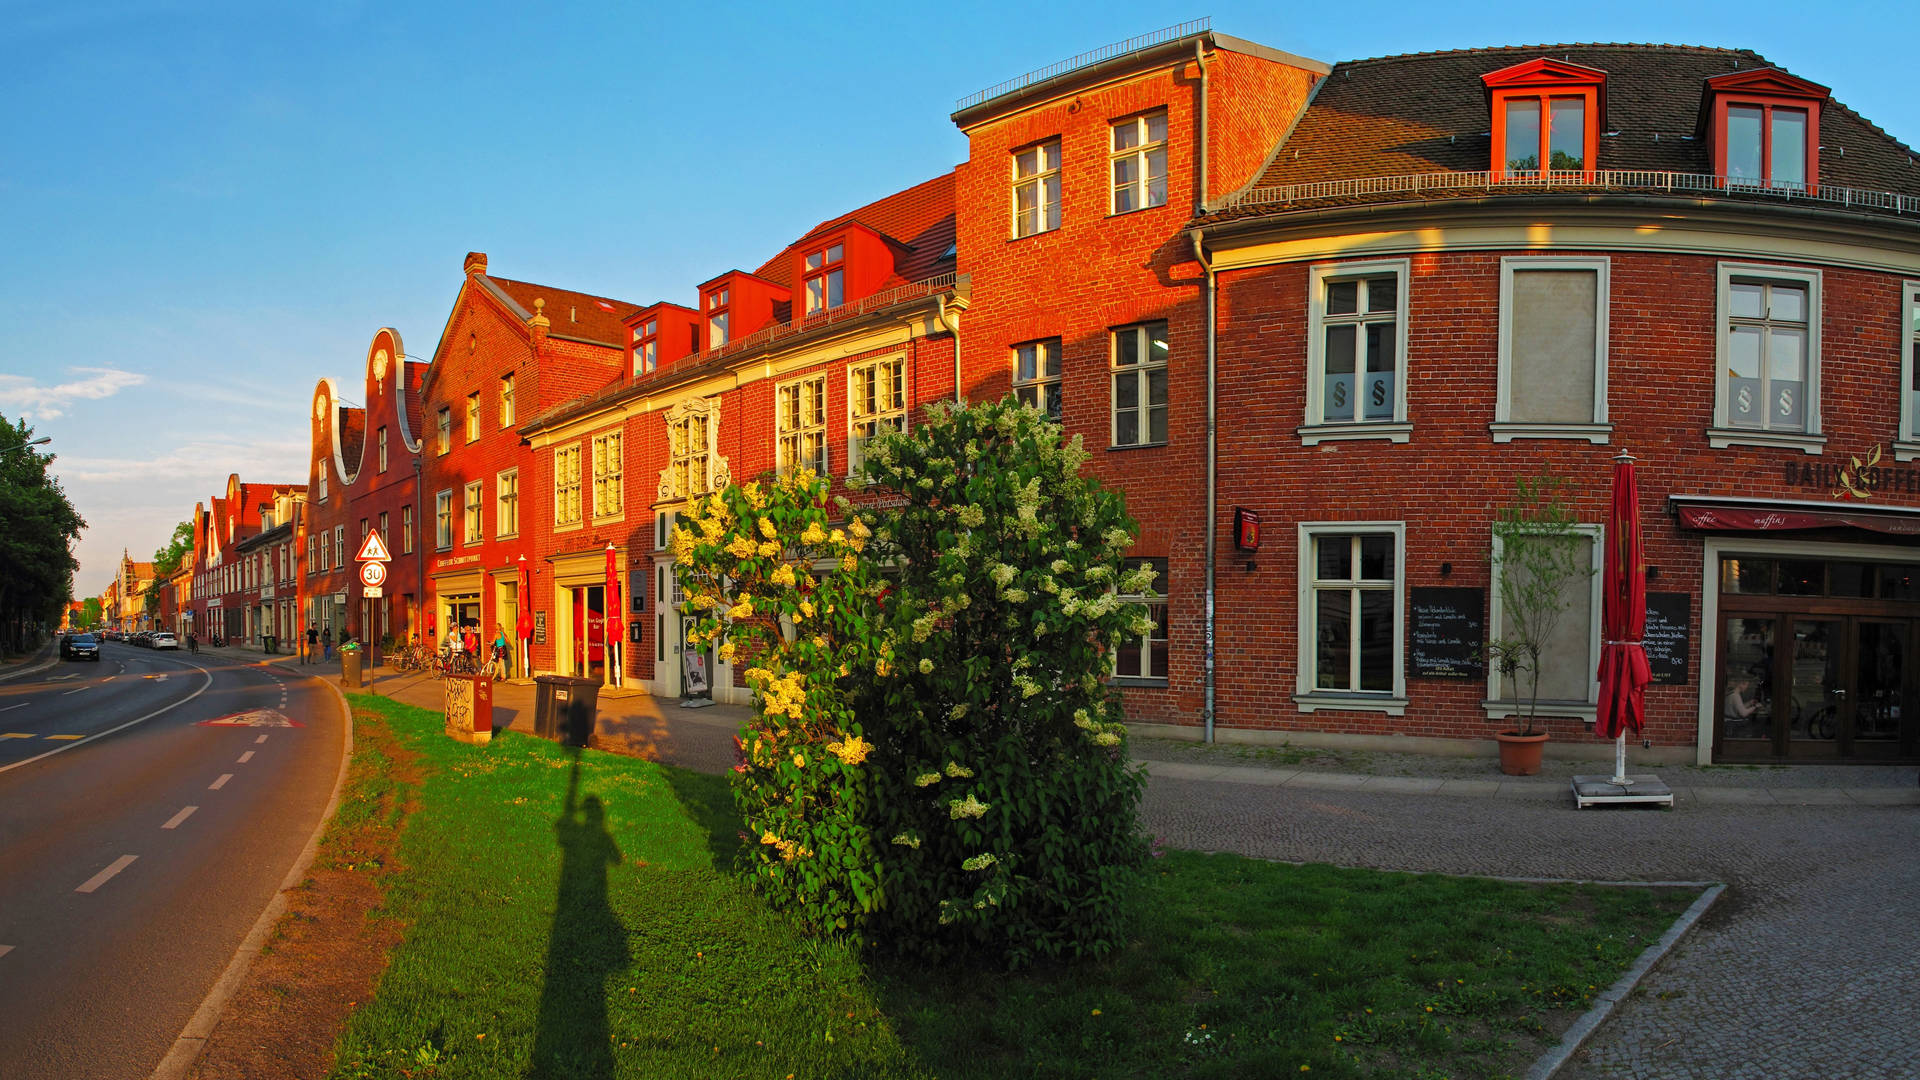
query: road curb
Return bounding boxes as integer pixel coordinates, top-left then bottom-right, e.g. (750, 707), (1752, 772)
(1525, 882), (1728, 1080)
(0, 643), (59, 683)
(149, 665), (356, 1080)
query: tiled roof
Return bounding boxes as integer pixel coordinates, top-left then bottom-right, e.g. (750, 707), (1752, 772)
(488, 277), (644, 348)
(753, 172), (957, 289)
(1213, 44), (1920, 221)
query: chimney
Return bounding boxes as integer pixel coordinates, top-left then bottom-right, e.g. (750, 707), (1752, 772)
(464, 252), (488, 277)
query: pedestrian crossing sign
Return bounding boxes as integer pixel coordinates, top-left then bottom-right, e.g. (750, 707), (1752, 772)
(355, 531), (392, 562)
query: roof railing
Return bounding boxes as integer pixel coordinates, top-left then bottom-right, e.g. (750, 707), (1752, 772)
(1218, 168), (1920, 215)
(955, 18), (1211, 112)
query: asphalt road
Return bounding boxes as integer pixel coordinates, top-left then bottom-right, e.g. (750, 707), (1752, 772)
(0, 643), (347, 1080)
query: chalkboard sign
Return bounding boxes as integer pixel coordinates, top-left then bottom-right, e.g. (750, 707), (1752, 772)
(1642, 592), (1690, 685)
(1409, 587), (1485, 678)
(533, 610), (547, 646)
(630, 571), (646, 613)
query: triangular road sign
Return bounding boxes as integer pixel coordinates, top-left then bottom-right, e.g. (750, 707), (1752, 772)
(355, 531), (392, 562)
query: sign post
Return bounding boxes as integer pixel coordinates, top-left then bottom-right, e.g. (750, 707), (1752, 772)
(355, 531), (393, 692)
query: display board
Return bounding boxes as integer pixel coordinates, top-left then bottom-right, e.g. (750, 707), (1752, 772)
(1643, 592), (1690, 685)
(1409, 587), (1485, 678)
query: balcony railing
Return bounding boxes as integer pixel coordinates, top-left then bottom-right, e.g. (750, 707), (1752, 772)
(1218, 169), (1920, 216)
(955, 18), (1211, 112)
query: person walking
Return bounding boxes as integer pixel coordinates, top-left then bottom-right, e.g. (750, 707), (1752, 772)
(187, 631), (198, 655)
(305, 624), (317, 664)
(492, 623), (509, 679)
(322, 626), (333, 662)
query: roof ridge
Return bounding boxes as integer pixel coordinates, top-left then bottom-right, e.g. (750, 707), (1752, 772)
(1338, 42), (1764, 68)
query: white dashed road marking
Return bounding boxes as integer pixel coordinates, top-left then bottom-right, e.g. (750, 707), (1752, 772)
(0, 703), (29, 712)
(254, 735), (268, 744)
(61, 686), (90, 695)
(76, 855), (138, 893)
(162, 806), (198, 830)
(209, 774), (232, 790)
(237, 751), (254, 763)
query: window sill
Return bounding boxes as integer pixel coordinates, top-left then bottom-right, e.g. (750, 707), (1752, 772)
(552, 523), (584, 535)
(496, 531), (518, 541)
(1482, 699), (1596, 724)
(1293, 693), (1408, 717)
(1894, 440), (1920, 463)
(435, 546), (452, 554)
(1111, 676), (1170, 689)
(1108, 440), (1170, 452)
(1299, 422), (1411, 446)
(1007, 229), (1060, 244)
(1706, 427), (1825, 454)
(1106, 201), (1170, 218)
(1489, 421), (1612, 444)
(592, 514), (627, 527)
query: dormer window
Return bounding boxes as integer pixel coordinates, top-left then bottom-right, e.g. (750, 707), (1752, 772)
(632, 319), (658, 375)
(1482, 58), (1606, 182)
(803, 244), (844, 315)
(1706, 68), (1829, 194)
(707, 289), (729, 348)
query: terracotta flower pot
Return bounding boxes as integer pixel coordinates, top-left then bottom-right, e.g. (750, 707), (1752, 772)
(1495, 730), (1549, 776)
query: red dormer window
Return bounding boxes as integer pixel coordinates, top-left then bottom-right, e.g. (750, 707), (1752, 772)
(1705, 68), (1829, 193)
(1482, 58), (1606, 181)
(802, 243), (844, 315)
(631, 318), (658, 375)
(707, 288), (729, 348)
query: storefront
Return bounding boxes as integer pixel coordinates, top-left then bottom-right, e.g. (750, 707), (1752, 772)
(550, 550), (611, 683)
(1684, 498), (1920, 765)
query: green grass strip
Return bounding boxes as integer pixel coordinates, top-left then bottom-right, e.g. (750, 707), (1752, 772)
(326, 696), (1699, 1080)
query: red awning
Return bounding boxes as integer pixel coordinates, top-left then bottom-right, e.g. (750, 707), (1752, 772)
(1670, 496), (1920, 537)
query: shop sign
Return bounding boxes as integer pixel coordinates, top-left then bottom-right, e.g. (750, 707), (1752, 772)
(1232, 507), (1261, 552)
(1785, 445), (1920, 499)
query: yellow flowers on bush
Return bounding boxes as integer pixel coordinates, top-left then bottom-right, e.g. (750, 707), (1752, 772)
(826, 734), (872, 766)
(948, 793), (990, 819)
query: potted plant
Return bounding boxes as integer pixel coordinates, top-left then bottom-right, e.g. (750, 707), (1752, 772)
(1485, 474), (1591, 776)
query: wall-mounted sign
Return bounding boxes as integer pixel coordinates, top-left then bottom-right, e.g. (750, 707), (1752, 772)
(1233, 507), (1261, 552)
(533, 610), (547, 645)
(1409, 587), (1485, 678)
(628, 622), (643, 644)
(630, 571), (646, 613)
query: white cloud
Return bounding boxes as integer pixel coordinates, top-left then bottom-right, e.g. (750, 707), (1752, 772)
(0, 366), (147, 421)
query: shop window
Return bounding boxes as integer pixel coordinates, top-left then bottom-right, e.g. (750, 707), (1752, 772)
(1899, 283), (1920, 461)
(1113, 557), (1168, 683)
(1110, 321), (1168, 447)
(1297, 525), (1405, 711)
(554, 444), (583, 528)
(1494, 257), (1610, 442)
(1110, 111), (1168, 214)
(497, 468), (519, 538)
(1711, 263), (1823, 453)
(1012, 138), (1061, 238)
(1486, 524), (1602, 722)
(1305, 261), (1410, 443)
(463, 480), (483, 544)
(803, 244), (844, 315)
(592, 432), (624, 520)
(777, 374), (828, 476)
(1013, 338), (1062, 420)
(848, 357), (906, 473)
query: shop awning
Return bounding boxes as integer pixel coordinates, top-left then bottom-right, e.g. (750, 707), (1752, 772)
(1669, 495), (1920, 537)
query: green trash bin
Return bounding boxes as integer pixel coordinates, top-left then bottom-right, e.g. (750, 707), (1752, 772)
(340, 645), (364, 688)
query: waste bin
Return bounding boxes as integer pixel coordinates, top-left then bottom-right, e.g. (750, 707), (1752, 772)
(340, 646), (364, 688)
(534, 674), (600, 746)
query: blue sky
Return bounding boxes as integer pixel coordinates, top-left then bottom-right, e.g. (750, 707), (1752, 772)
(3, 0), (1913, 599)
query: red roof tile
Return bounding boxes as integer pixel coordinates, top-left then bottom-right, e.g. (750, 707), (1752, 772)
(753, 172), (957, 289)
(487, 277), (645, 348)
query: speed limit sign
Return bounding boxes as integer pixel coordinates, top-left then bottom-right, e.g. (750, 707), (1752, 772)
(360, 561), (387, 589)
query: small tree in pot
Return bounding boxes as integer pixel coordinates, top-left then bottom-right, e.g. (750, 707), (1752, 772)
(1486, 475), (1591, 771)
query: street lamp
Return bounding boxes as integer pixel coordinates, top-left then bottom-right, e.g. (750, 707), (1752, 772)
(2, 435), (51, 455)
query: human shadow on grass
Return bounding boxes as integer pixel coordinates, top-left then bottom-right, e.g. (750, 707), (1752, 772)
(528, 750), (629, 1080)
(661, 764), (747, 872)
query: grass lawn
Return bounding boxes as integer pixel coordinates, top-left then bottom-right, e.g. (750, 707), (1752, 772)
(324, 695), (1700, 1080)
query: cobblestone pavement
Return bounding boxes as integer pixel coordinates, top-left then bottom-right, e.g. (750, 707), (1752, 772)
(1135, 744), (1920, 1079)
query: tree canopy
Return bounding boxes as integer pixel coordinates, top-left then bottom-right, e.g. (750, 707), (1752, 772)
(0, 414), (85, 655)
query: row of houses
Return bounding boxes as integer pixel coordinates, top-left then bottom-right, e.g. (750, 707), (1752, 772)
(142, 22), (1920, 765)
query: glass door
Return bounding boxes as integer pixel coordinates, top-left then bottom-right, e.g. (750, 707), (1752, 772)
(1720, 613), (1917, 761)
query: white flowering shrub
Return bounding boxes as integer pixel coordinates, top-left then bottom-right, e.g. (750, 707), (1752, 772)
(851, 398), (1150, 966)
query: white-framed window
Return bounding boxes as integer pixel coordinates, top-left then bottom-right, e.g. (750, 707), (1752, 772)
(1494, 256), (1610, 442)
(1295, 523), (1406, 713)
(436, 407), (451, 454)
(465, 393), (481, 443)
(668, 407), (714, 498)
(848, 357), (906, 473)
(435, 491), (452, 550)
(378, 512), (389, 559)
(707, 288), (729, 349)
(1110, 321), (1167, 447)
(554, 444), (583, 527)
(497, 468), (519, 538)
(777, 374), (828, 476)
(632, 319), (658, 376)
(1114, 556), (1168, 682)
(401, 504), (414, 554)
(803, 244), (844, 315)
(1898, 282), (1920, 461)
(1012, 138), (1061, 238)
(333, 525), (345, 570)
(463, 480), (483, 544)
(1711, 263), (1823, 453)
(1486, 523), (1604, 722)
(377, 426), (388, 472)
(500, 374), (516, 427)
(319, 531), (331, 573)
(1110, 111), (1168, 214)
(1305, 260), (1410, 443)
(592, 431), (624, 520)
(1013, 338), (1062, 420)
(317, 467), (327, 502)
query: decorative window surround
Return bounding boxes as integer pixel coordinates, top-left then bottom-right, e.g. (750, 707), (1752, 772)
(592, 431), (624, 521)
(1706, 68), (1829, 194)
(1493, 256), (1612, 443)
(658, 397), (730, 503)
(1482, 57), (1605, 183)
(1302, 259), (1410, 444)
(554, 444), (583, 529)
(1709, 262), (1824, 454)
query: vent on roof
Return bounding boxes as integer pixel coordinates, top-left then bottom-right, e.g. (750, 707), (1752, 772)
(570, 306), (577, 323)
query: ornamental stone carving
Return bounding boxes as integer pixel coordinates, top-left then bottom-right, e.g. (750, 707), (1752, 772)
(656, 396), (729, 503)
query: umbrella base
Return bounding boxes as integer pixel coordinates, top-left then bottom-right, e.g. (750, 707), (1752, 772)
(1572, 774), (1674, 809)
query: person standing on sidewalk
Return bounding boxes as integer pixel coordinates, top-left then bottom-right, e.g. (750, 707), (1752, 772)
(492, 623), (509, 679)
(322, 626), (333, 662)
(304, 624), (317, 664)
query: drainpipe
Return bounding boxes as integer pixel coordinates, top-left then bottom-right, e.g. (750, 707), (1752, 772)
(936, 294), (966, 403)
(412, 456), (425, 646)
(1193, 230), (1217, 744)
(1196, 38), (1212, 213)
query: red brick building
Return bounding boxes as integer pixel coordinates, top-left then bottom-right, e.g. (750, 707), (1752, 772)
(191, 474), (305, 645)
(305, 378), (366, 648)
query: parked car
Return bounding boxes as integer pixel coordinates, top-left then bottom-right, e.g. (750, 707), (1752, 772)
(151, 632), (178, 650)
(62, 634), (101, 661)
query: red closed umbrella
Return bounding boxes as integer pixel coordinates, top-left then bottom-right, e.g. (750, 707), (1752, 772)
(604, 543), (623, 687)
(1595, 451), (1652, 782)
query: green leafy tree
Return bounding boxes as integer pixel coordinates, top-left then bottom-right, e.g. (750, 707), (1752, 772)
(152, 520), (194, 577)
(1487, 474), (1592, 736)
(80, 596), (103, 628)
(0, 415), (84, 657)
